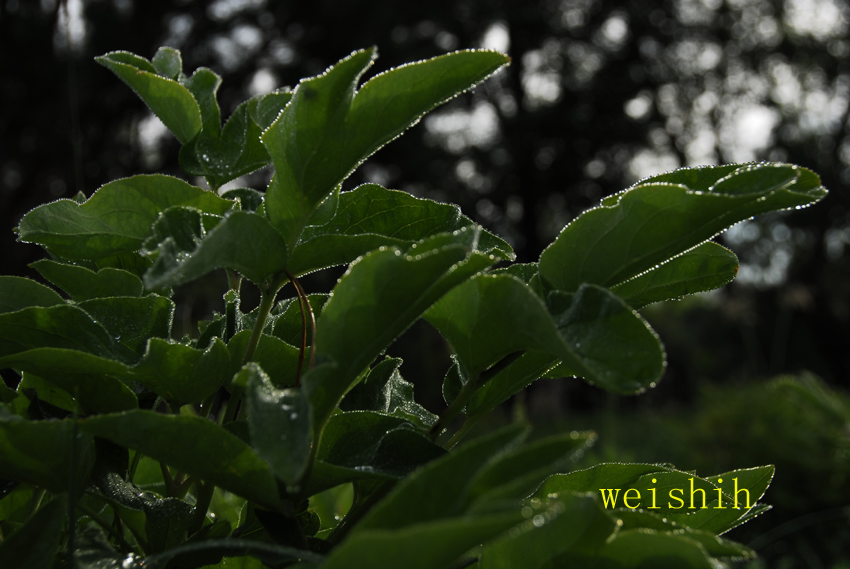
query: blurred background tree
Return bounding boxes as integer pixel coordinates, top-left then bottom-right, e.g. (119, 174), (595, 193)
(2, 0), (849, 566)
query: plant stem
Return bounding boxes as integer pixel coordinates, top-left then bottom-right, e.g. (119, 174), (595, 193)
(243, 284), (280, 366)
(188, 481), (215, 536)
(128, 450), (142, 483)
(289, 273), (307, 385)
(160, 463), (176, 497)
(222, 278), (282, 424)
(285, 270), (317, 385)
(174, 476), (196, 501)
(444, 416), (479, 449)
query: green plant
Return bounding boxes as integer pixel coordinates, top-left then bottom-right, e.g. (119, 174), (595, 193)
(0, 44), (827, 568)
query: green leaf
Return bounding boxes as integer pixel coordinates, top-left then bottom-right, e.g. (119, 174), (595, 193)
(428, 276), (664, 397)
(96, 51), (202, 143)
(129, 338), (230, 407)
(0, 496), (66, 569)
(537, 463), (687, 503)
(220, 188), (264, 212)
(354, 423), (527, 531)
(0, 484), (33, 524)
(248, 90), (293, 129)
(288, 184), (513, 276)
(227, 331), (301, 388)
(0, 349), (138, 413)
(142, 205), (218, 254)
(0, 276), (65, 314)
(147, 498), (196, 553)
(535, 462), (773, 536)
(93, 470), (194, 554)
(440, 355), (468, 405)
(79, 410), (281, 511)
(16, 372), (82, 415)
(306, 410), (445, 495)
(340, 357), (438, 429)
(77, 296), (174, 354)
(467, 431), (596, 507)
(0, 411), (94, 492)
(180, 100), (272, 189)
(479, 493), (616, 569)
(306, 226), (498, 433)
(93, 251), (154, 280)
(180, 66), (222, 136)
(262, 48), (510, 248)
(17, 175), (233, 261)
(319, 511), (523, 569)
(151, 46), (183, 79)
(661, 529), (755, 560)
(547, 285), (666, 394)
(591, 529), (716, 569)
(539, 163), (827, 293)
(30, 260), (144, 300)
(0, 383), (17, 404)
(425, 274), (566, 377)
(667, 465), (775, 534)
(144, 210), (288, 289)
(611, 242), (739, 309)
(0, 305), (136, 364)
(244, 363), (312, 486)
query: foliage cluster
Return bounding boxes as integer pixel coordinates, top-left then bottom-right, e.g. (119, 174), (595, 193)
(0, 45), (828, 568)
(539, 373), (850, 567)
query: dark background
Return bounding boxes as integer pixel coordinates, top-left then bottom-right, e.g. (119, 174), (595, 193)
(2, 0), (849, 566)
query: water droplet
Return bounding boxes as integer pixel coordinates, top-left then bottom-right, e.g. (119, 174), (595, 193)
(521, 506), (533, 518)
(529, 498), (542, 509)
(548, 492), (559, 499)
(533, 515), (545, 527)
